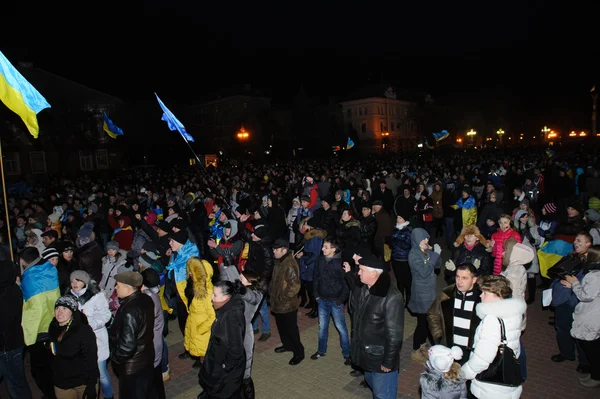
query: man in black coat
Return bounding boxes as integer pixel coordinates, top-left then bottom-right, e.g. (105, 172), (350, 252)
(345, 256), (404, 398)
(110, 271), (156, 399)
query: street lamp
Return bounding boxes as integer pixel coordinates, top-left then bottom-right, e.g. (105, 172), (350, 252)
(496, 129), (505, 145)
(237, 126), (249, 141)
(541, 126), (550, 143)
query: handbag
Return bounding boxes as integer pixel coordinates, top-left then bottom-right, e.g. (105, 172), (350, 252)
(475, 318), (523, 387)
(547, 254), (582, 280)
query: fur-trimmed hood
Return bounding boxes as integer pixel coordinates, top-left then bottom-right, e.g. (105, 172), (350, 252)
(454, 224), (488, 247)
(304, 227), (327, 240)
(476, 297), (526, 320)
(420, 367), (466, 391)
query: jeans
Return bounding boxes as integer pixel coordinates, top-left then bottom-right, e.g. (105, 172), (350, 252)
(555, 303), (589, 365)
(0, 347), (32, 399)
(519, 337), (527, 380)
(98, 359), (114, 398)
(252, 298), (270, 333)
(161, 337), (169, 373)
(364, 370), (399, 399)
(317, 299), (350, 357)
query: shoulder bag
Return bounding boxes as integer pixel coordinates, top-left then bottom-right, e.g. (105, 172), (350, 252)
(475, 318), (523, 387)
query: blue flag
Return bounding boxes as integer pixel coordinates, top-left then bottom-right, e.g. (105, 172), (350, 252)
(103, 112), (124, 139)
(347, 137), (355, 149)
(432, 130), (449, 142)
(155, 93), (194, 142)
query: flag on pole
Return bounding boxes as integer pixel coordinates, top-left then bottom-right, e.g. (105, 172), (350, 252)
(103, 112), (124, 139)
(546, 148), (555, 158)
(432, 130), (449, 142)
(155, 93), (194, 142)
(424, 136), (433, 149)
(347, 137), (355, 149)
(0, 51), (50, 139)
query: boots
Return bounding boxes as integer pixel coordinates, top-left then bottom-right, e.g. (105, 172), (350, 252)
(307, 302), (318, 319)
(241, 377), (255, 399)
(526, 276), (537, 305)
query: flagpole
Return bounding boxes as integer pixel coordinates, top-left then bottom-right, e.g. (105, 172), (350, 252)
(0, 137), (14, 262)
(181, 135), (207, 173)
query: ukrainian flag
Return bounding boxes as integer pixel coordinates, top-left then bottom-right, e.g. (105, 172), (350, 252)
(0, 51), (50, 139)
(433, 130), (449, 142)
(347, 137), (355, 149)
(538, 240), (573, 278)
(21, 261), (60, 345)
(103, 112), (124, 139)
(166, 240), (199, 308)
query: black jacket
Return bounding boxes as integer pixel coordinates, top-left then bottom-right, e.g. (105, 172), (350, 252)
(109, 290), (155, 376)
(74, 240), (104, 283)
(447, 242), (492, 283)
(313, 207), (339, 239)
(48, 311), (99, 390)
(199, 295), (246, 398)
(0, 261), (25, 351)
(348, 271), (404, 372)
(237, 221), (274, 281)
(313, 253), (349, 305)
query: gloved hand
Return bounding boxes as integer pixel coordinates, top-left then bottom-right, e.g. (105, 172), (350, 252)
(445, 259), (456, 271)
(473, 259), (481, 269)
(433, 244), (442, 254)
(82, 383), (97, 399)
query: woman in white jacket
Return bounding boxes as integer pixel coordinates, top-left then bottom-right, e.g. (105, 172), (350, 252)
(461, 275), (526, 399)
(99, 241), (130, 303)
(70, 270), (114, 399)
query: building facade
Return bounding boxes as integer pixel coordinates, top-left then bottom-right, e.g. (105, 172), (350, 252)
(340, 86), (418, 153)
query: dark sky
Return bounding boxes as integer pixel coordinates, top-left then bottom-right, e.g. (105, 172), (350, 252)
(2, 1), (600, 132)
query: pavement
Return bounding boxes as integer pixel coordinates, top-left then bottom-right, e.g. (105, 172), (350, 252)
(3, 247), (600, 398)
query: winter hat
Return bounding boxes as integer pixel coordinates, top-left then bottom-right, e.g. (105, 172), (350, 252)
(252, 224), (268, 239)
(141, 268), (160, 288)
(589, 197), (600, 212)
(41, 247), (60, 260)
(170, 229), (188, 245)
(114, 271), (143, 288)
(77, 222), (95, 238)
(106, 240), (120, 251)
(520, 199), (530, 208)
(585, 209), (600, 223)
(70, 270), (91, 286)
(427, 345), (463, 373)
(454, 225), (488, 247)
(543, 203), (558, 214)
(142, 241), (157, 253)
(55, 295), (79, 314)
(514, 210), (528, 221)
(139, 252), (158, 269)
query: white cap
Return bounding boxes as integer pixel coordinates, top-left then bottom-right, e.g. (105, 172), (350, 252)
(426, 345), (463, 373)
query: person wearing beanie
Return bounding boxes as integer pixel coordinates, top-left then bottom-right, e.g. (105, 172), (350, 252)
(109, 271), (157, 398)
(346, 255), (404, 398)
(141, 268), (167, 399)
(166, 225), (200, 358)
(49, 295), (99, 399)
(138, 251), (159, 271)
(99, 240), (130, 303)
(74, 221), (104, 283)
(420, 345), (467, 398)
(69, 270), (114, 399)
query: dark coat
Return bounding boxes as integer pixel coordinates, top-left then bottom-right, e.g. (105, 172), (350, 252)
(349, 272), (404, 372)
(109, 290), (155, 376)
(313, 253), (349, 305)
(237, 222), (274, 281)
(74, 240), (104, 283)
(199, 295), (246, 398)
(48, 311), (99, 389)
(0, 261), (25, 351)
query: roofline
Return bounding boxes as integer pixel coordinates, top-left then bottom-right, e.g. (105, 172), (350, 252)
(340, 97), (415, 105)
(18, 65), (125, 104)
(189, 94), (272, 108)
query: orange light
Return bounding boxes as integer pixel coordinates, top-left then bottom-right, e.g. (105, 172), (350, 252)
(580, 132), (587, 137)
(548, 132), (557, 138)
(456, 138), (462, 143)
(570, 131), (577, 137)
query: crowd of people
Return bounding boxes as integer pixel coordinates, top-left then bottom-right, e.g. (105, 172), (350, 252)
(1, 147), (600, 398)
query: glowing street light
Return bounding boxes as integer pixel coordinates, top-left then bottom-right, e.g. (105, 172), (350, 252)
(496, 129), (505, 145)
(237, 126), (249, 141)
(467, 129), (477, 136)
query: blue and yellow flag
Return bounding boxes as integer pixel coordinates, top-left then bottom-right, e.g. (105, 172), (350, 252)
(0, 51), (51, 139)
(538, 240), (573, 278)
(21, 261), (60, 345)
(433, 130), (449, 142)
(166, 240), (199, 309)
(155, 93), (194, 142)
(546, 148), (555, 158)
(347, 137), (355, 149)
(103, 112), (124, 139)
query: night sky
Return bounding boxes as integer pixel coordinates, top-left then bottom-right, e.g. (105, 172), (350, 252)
(2, 1), (600, 135)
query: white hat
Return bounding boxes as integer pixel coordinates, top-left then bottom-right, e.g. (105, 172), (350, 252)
(427, 345), (463, 373)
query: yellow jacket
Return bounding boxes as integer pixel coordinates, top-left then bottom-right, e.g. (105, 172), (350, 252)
(183, 259), (216, 357)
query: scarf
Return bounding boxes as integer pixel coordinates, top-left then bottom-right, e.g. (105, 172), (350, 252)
(112, 225), (132, 240)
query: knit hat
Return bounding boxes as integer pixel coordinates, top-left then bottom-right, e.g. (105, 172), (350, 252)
(514, 210), (528, 221)
(589, 197), (600, 212)
(77, 222), (94, 238)
(139, 252), (158, 269)
(252, 224), (268, 239)
(55, 295), (79, 314)
(170, 230), (188, 244)
(142, 241), (157, 253)
(106, 240), (120, 251)
(543, 203), (557, 214)
(358, 256), (386, 271)
(585, 209), (600, 223)
(70, 270), (91, 286)
(427, 345), (463, 373)
(41, 247), (60, 260)
(141, 268), (160, 288)
(114, 271), (143, 287)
